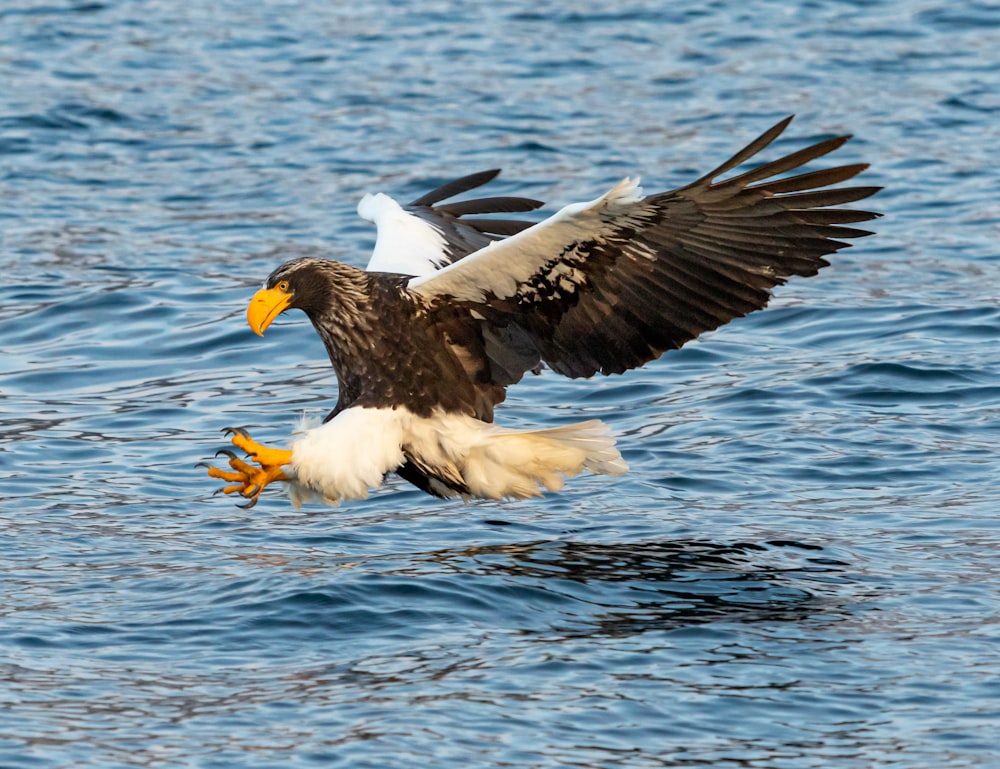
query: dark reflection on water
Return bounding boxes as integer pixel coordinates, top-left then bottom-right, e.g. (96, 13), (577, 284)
(413, 539), (846, 637)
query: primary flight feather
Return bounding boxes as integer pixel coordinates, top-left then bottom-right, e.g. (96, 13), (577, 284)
(205, 116), (880, 508)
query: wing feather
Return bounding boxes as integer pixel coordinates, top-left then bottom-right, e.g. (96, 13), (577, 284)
(409, 169), (503, 207)
(436, 196), (544, 216)
(409, 116), (880, 380)
(698, 116), (793, 179)
(709, 135), (850, 189)
(363, 170), (543, 276)
(456, 218), (538, 236)
(753, 164), (870, 194)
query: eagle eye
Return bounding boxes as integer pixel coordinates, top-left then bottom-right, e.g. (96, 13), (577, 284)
(276, 280), (290, 292)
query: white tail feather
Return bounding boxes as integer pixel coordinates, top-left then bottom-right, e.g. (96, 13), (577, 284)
(430, 416), (628, 500)
(526, 419), (630, 476)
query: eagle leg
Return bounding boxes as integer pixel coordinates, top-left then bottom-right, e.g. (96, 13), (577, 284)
(204, 429), (293, 505)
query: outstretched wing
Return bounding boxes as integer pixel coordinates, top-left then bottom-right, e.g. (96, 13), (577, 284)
(361, 169), (543, 276)
(408, 116), (881, 379)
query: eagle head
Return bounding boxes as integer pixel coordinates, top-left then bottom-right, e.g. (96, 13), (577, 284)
(246, 257), (366, 336)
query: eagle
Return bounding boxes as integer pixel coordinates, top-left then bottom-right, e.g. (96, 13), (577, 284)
(204, 116), (880, 508)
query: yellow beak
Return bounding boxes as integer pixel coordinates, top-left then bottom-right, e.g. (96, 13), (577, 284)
(246, 286), (292, 336)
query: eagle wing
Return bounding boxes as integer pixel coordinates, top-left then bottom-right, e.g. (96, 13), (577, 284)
(407, 116), (881, 379)
(361, 169), (544, 276)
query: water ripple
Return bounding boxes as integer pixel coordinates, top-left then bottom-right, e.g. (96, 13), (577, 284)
(2, 0), (999, 767)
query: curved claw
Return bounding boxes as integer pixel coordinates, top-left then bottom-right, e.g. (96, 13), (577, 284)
(205, 428), (290, 509)
(195, 461), (211, 469)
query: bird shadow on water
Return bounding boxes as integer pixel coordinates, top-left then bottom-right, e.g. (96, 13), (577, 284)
(402, 537), (857, 639)
(248, 535), (865, 704)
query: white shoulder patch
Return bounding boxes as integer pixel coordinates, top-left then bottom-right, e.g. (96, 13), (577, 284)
(407, 176), (646, 303)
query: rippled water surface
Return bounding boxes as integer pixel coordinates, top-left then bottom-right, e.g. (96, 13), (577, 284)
(2, 1), (999, 767)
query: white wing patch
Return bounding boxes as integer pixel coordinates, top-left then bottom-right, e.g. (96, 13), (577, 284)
(407, 177), (645, 303)
(359, 192), (449, 276)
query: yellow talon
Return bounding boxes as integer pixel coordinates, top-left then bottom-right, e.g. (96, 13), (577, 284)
(204, 428), (293, 506)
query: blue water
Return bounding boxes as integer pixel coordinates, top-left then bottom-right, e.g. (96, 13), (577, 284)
(2, 1), (999, 766)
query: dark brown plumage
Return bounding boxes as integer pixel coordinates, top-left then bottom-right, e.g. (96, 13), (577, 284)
(212, 116), (881, 506)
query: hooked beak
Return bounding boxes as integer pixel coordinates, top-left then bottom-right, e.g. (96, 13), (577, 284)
(246, 286), (292, 336)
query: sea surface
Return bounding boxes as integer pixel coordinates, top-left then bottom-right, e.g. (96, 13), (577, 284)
(2, 1), (999, 767)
